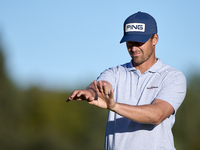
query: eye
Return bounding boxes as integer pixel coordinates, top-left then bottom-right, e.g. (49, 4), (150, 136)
(134, 42), (144, 47)
(126, 42), (132, 47)
(127, 42), (144, 47)
(127, 42), (132, 46)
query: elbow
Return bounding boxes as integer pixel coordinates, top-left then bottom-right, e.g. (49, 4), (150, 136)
(151, 112), (164, 125)
(151, 107), (174, 125)
(153, 120), (162, 126)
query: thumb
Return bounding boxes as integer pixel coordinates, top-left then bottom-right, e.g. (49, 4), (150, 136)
(88, 96), (95, 101)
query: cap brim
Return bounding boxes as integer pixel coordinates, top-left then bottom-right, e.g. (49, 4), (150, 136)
(120, 34), (152, 43)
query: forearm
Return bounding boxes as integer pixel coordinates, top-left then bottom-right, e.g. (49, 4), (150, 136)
(84, 81), (174, 125)
(111, 103), (164, 125)
(85, 83), (97, 99)
(91, 80), (164, 124)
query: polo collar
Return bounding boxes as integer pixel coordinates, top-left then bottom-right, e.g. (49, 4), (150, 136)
(148, 58), (163, 74)
(127, 58), (164, 74)
(127, 60), (136, 72)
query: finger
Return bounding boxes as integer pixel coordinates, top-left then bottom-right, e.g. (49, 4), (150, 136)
(98, 81), (104, 93)
(109, 89), (114, 99)
(76, 90), (91, 100)
(88, 96), (95, 101)
(66, 90), (79, 102)
(88, 100), (97, 106)
(70, 90), (86, 101)
(93, 80), (99, 93)
(90, 81), (98, 100)
(102, 82), (109, 95)
(77, 91), (84, 97)
(66, 96), (71, 102)
(66, 96), (82, 102)
(66, 98), (71, 102)
(85, 93), (92, 100)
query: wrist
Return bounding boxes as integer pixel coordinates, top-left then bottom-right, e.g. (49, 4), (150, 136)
(109, 102), (118, 112)
(86, 87), (97, 100)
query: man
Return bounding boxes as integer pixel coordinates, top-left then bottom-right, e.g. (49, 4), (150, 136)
(67, 11), (187, 150)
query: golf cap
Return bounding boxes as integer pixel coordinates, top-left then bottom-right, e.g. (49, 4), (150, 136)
(120, 11), (157, 43)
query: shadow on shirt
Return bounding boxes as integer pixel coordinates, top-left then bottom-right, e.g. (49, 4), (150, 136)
(106, 117), (156, 135)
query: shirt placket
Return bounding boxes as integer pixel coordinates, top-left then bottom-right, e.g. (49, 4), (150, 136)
(135, 72), (146, 105)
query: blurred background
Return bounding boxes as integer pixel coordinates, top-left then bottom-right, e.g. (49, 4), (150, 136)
(0, 0), (200, 149)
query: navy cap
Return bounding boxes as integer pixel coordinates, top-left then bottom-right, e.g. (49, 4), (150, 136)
(120, 11), (157, 43)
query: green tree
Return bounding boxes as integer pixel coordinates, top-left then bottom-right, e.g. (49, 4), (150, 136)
(0, 44), (21, 149)
(0, 42), (108, 149)
(173, 74), (200, 150)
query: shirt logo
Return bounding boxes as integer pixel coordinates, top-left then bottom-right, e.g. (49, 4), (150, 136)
(125, 23), (145, 32)
(147, 86), (158, 89)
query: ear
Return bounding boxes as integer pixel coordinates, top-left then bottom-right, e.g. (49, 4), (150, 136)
(152, 34), (159, 46)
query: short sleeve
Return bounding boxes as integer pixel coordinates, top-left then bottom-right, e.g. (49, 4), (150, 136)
(155, 71), (187, 114)
(96, 67), (117, 89)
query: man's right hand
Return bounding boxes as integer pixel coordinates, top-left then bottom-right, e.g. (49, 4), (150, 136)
(66, 81), (99, 102)
(66, 89), (94, 102)
(66, 80), (114, 110)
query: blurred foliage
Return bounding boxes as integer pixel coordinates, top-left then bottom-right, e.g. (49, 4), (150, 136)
(0, 45), (108, 150)
(0, 42), (200, 149)
(173, 74), (200, 150)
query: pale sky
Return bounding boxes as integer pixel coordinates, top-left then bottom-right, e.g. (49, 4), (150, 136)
(0, 0), (200, 90)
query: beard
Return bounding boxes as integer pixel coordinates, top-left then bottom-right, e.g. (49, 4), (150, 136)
(132, 50), (154, 66)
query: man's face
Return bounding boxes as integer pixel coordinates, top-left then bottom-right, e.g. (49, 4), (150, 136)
(126, 35), (157, 66)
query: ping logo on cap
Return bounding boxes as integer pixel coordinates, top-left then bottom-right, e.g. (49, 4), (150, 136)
(125, 23), (145, 32)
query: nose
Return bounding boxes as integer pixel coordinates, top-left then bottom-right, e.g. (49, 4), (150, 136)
(132, 46), (138, 51)
(130, 45), (140, 52)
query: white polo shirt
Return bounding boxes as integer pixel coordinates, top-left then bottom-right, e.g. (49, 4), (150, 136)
(97, 58), (187, 150)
